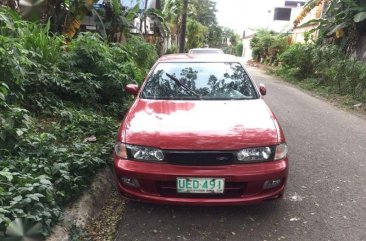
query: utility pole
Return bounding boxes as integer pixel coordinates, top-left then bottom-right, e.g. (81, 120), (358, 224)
(179, 0), (188, 53)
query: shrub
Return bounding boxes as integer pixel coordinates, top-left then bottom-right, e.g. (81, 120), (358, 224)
(278, 43), (315, 79)
(235, 43), (243, 57)
(0, 108), (117, 233)
(0, 8), (157, 236)
(250, 29), (288, 64)
(277, 43), (366, 101)
(122, 35), (158, 78)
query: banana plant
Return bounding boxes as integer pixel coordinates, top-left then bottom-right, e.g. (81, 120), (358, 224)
(142, 8), (170, 37)
(63, 0), (98, 40)
(298, 0), (366, 51)
(92, 0), (140, 42)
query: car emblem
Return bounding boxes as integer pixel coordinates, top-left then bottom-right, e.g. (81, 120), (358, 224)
(216, 156), (229, 161)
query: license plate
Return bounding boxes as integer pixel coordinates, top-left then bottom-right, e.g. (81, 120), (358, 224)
(177, 178), (225, 193)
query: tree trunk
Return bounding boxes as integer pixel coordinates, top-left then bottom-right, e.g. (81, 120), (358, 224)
(179, 0), (188, 53)
(144, 0), (148, 34)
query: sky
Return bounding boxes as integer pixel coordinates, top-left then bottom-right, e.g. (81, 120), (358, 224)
(215, 0), (290, 35)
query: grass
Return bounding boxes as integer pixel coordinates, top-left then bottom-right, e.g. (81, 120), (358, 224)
(264, 66), (366, 115)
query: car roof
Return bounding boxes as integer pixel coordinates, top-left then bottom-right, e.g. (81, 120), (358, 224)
(158, 54), (241, 63)
(189, 48), (222, 51)
(188, 48), (224, 54)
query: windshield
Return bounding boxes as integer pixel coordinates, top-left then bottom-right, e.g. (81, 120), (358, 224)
(140, 62), (259, 100)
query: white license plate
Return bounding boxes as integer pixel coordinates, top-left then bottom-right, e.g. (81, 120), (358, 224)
(177, 177), (225, 194)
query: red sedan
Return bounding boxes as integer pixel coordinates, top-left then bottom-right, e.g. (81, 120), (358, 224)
(114, 54), (288, 206)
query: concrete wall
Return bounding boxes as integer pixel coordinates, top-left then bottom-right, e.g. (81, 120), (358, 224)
(242, 36), (253, 63)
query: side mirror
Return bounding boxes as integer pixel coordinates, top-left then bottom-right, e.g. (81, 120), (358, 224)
(259, 83), (266, 96)
(125, 84), (139, 96)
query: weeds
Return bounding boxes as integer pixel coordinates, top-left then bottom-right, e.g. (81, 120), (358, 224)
(0, 8), (157, 236)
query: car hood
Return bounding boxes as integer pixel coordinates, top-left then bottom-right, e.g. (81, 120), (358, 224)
(123, 99), (278, 150)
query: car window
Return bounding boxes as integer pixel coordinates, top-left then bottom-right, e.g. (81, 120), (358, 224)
(140, 62), (259, 100)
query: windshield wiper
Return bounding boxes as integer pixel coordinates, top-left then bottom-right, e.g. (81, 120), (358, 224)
(165, 73), (201, 99)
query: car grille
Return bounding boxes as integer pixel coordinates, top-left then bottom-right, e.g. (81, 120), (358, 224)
(164, 151), (236, 166)
(157, 181), (246, 198)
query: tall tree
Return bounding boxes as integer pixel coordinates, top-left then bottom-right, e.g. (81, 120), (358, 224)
(179, 0), (188, 52)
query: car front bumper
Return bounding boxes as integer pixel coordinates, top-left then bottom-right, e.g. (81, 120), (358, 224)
(114, 157), (288, 206)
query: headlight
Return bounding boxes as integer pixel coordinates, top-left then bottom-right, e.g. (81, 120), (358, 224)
(237, 146), (274, 162)
(126, 144), (164, 161)
(237, 143), (288, 162)
(114, 142), (127, 158)
(274, 143), (288, 160)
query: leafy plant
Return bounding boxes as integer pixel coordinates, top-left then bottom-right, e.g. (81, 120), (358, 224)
(0, 8), (156, 235)
(186, 19), (208, 50)
(299, 0), (366, 53)
(277, 42), (366, 101)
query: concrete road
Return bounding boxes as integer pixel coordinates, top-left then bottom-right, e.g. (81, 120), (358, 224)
(115, 66), (366, 241)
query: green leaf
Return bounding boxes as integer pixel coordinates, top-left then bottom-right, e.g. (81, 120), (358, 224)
(126, 3), (140, 21)
(91, 9), (107, 39)
(0, 93), (5, 101)
(354, 12), (366, 22)
(12, 196), (22, 202)
(0, 170), (13, 182)
(298, 18), (328, 28)
(1, 82), (9, 91)
(16, 129), (24, 136)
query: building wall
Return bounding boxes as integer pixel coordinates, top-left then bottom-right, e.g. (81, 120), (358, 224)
(242, 37), (253, 63)
(267, 0), (305, 32)
(291, 2), (324, 43)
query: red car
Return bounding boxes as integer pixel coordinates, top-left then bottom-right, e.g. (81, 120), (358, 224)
(114, 54), (288, 206)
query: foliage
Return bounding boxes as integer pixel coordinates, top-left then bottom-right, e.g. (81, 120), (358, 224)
(300, 0), (366, 53)
(207, 25), (223, 48)
(165, 44), (178, 54)
(186, 19), (208, 50)
(146, 8), (170, 37)
(63, 0), (97, 39)
(0, 108), (117, 235)
(250, 29), (289, 65)
(0, 8), (157, 235)
(93, 1), (140, 42)
(189, 0), (217, 27)
(220, 28), (241, 55)
(277, 43), (315, 79)
(235, 43), (243, 57)
(123, 35), (159, 77)
(162, 0), (237, 52)
(277, 43), (366, 101)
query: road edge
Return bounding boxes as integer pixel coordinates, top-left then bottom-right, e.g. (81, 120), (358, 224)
(46, 166), (115, 241)
(246, 65), (366, 121)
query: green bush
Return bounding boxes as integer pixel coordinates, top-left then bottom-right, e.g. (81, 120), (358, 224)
(235, 43), (243, 57)
(277, 43), (366, 101)
(122, 35), (158, 79)
(250, 29), (288, 64)
(278, 43), (315, 79)
(166, 44), (178, 54)
(0, 108), (117, 232)
(0, 8), (158, 236)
